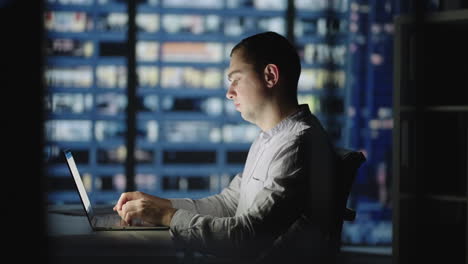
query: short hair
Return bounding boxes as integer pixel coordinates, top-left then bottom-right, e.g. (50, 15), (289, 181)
(230, 31), (301, 96)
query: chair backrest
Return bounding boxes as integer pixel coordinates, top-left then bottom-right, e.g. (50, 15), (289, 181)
(254, 147), (366, 264)
(333, 148), (366, 249)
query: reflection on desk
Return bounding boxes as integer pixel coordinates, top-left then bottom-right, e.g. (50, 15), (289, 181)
(47, 205), (178, 263)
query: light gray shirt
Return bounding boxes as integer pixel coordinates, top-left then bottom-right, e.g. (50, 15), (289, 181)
(168, 104), (338, 261)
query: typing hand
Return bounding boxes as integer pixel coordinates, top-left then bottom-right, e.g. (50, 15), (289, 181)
(113, 191), (176, 226)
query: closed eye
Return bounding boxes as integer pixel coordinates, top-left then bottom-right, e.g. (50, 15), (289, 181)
(227, 70), (242, 83)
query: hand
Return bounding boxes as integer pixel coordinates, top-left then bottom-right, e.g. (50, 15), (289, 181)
(113, 191), (176, 226)
(113, 191), (171, 211)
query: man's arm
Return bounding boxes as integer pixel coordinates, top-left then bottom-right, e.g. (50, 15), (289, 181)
(168, 140), (309, 258)
(169, 173), (242, 217)
(113, 173), (242, 225)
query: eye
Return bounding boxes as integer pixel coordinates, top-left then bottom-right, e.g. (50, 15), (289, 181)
(229, 79), (238, 87)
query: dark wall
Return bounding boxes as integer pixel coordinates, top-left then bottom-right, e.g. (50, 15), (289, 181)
(0, 0), (46, 260)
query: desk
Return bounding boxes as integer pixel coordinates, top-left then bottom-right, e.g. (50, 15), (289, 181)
(47, 205), (179, 264)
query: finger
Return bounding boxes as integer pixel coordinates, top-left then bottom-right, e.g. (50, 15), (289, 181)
(124, 210), (140, 226)
(122, 201), (131, 212)
(117, 208), (125, 219)
(115, 193), (128, 211)
(121, 199), (146, 225)
(113, 201), (121, 211)
(121, 199), (139, 215)
(117, 202), (134, 225)
(118, 210), (130, 226)
(115, 192), (140, 211)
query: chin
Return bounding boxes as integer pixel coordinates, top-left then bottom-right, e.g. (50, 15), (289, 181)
(240, 112), (248, 121)
(240, 112), (255, 124)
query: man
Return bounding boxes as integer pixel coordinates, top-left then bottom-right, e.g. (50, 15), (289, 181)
(113, 32), (339, 263)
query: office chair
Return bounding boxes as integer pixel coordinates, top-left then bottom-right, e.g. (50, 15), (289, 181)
(333, 148), (366, 252)
(255, 147), (366, 264)
(183, 148), (366, 264)
(336, 148), (366, 221)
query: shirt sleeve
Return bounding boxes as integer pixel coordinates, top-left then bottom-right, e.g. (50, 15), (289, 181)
(169, 140), (306, 258)
(168, 173), (242, 217)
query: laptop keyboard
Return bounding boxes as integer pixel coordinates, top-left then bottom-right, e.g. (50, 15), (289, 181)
(93, 214), (125, 227)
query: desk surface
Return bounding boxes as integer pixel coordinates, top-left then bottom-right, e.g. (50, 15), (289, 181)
(47, 204), (178, 261)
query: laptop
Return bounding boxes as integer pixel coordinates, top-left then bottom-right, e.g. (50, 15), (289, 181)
(63, 149), (169, 231)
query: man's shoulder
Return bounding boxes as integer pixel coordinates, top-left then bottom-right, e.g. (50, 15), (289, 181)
(278, 115), (321, 139)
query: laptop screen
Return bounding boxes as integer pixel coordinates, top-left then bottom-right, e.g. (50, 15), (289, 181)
(64, 150), (95, 219)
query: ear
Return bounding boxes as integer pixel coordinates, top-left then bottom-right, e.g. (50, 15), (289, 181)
(263, 64), (279, 88)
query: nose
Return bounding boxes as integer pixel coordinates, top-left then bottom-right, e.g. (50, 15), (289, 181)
(226, 84), (235, 100)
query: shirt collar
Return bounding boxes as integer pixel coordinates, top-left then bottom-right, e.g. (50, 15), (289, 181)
(259, 104), (310, 140)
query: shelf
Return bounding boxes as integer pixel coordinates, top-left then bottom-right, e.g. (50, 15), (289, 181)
(47, 56), (127, 66)
(222, 143), (252, 149)
(142, 88), (226, 96)
(398, 113), (467, 196)
(341, 246), (392, 256)
(46, 165), (87, 175)
(96, 32), (128, 41)
(46, 56), (94, 66)
(141, 7), (223, 15)
(46, 87), (93, 92)
(138, 32), (226, 42)
(296, 35), (348, 44)
(224, 8), (285, 17)
(46, 3), (126, 12)
(94, 165), (126, 174)
(425, 195), (467, 203)
(154, 61), (227, 67)
(46, 31), (127, 41)
(137, 112), (224, 121)
(136, 5), (161, 13)
(298, 88), (346, 97)
(136, 140), (251, 149)
(400, 193), (468, 203)
(400, 106), (468, 112)
(46, 113), (92, 120)
(301, 62), (346, 69)
(47, 164), (126, 174)
(157, 166), (224, 175)
(45, 4), (93, 12)
(48, 191), (81, 204)
(45, 139), (125, 148)
(45, 141), (92, 149)
(295, 10), (348, 20)
(47, 113), (126, 120)
(94, 140), (127, 147)
(394, 10), (468, 264)
(46, 57), (93, 65)
(135, 164), (245, 175)
(94, 88), (127, 93)
(396, 9), (468, 24)
(136, 6), (286, 16)
(161, 142), (237, 150)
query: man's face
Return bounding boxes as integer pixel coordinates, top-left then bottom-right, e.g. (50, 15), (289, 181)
(226, 50), (268, 124)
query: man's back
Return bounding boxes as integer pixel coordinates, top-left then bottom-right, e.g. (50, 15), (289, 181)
(257, 118), (340, 263)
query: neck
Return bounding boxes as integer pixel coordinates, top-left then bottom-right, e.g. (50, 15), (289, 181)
(256, 100), (300, 132)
